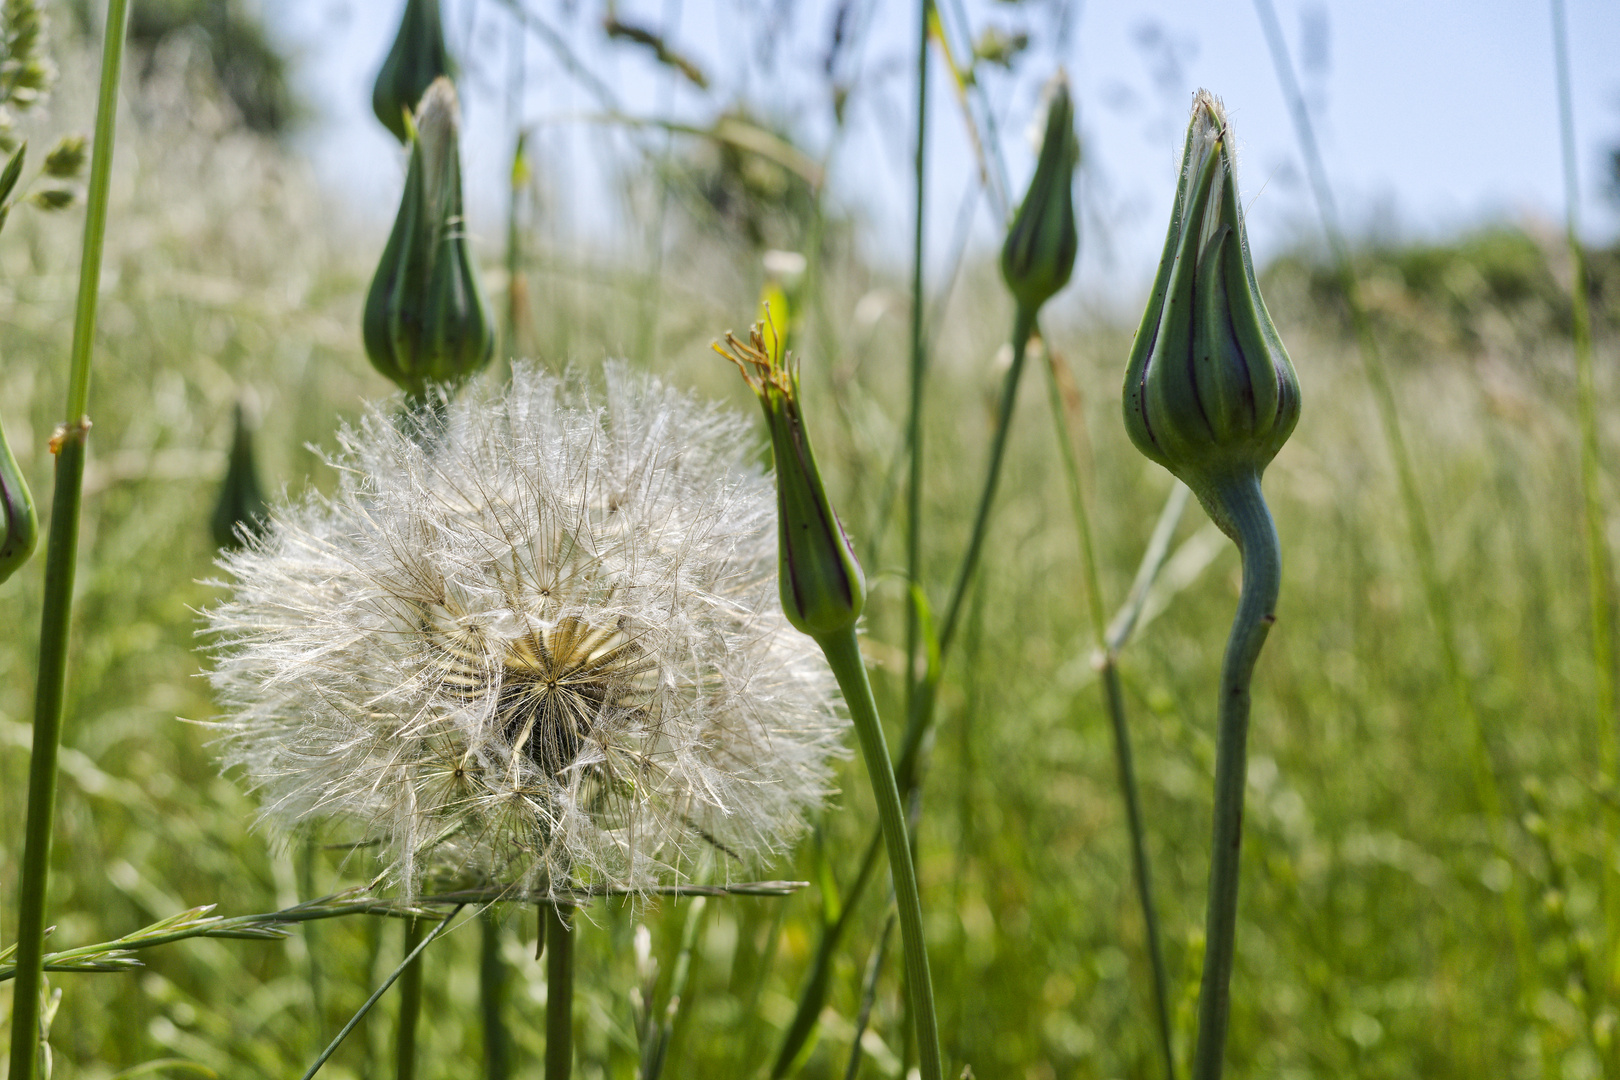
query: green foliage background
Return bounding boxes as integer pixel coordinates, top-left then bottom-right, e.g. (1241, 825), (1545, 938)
(3, 24), (1620, 1080)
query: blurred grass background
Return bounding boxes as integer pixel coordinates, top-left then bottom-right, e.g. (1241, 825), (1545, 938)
(3, 5), (1620, 1079)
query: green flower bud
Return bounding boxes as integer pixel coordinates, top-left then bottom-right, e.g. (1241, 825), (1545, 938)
(715, 323), (866, 639)
(363, 78), (494, 402)
(0, 412), (38, 585)
(212, 403), (268, 551)
(1001, 72), (1079, 316)
(372, 0), (454, 143)
(1122, 91), (1301, 533)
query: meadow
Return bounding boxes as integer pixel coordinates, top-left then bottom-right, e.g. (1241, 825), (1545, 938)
(3, 3), (1620, 1079)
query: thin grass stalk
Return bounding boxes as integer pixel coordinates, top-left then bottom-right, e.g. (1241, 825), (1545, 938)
(641, 896), (706, 1080)
(1549, 0), (1620, 1048)
(300, 907), (462, 1080)
(396, 916), (427, 1080)
(481, 909), (510, 1080)
(545, 902), (575, 1080)
(903, 0), (932, 722)
(299, 839), (326, 1040)
(1041, 342), (1176, 1080)
(5, 2), (132, 1075)
(1189, 476), (1279, 1080)
(1250, 0), (1542, 1061)
(1549, 0), (1614, 767)
(844, 907), (897, 1080)
(815, 627), (943, 1080)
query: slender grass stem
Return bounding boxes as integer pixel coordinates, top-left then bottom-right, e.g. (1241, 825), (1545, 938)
(481, 909), (510, 1080)
(1251, 0), (1542, 1065)
(815, 627), (942, 1080)
(300, 907), (462, 1080)
(1041, 344), (1176, 1080)
(545, 902), (575, 1080)
(1189, 473), (1280, 1080)
(642, 896), (706, 1080)
(6, 4), (131, 1076)
(1550, 0), (1612, 770)
(396, 917), (426, 1080)
(844, 906), (897, 1080)
(1550, 0), (1619, 1004)
(299, 840), (326, 1041)
(903, 0), (932, 722)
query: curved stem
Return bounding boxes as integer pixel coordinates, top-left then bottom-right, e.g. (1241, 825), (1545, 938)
(7, 3), (132, 1076)
(545, 902), (575, 1080)
(816, 627), (942, 1080)
(773, 304), (1033, 1073)
(1191, 472), (1280, 1080)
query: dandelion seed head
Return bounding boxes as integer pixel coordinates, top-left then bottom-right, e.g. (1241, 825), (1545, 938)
(205, 362), (848, 894)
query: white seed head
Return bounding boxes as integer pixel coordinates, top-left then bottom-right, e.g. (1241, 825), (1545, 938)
(204, 363), (848, 894)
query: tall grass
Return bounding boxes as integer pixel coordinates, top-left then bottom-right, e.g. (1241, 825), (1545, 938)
(1, 15), (1618, 1080)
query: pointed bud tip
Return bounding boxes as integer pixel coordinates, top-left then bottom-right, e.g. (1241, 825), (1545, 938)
(1122, 90), (1301, 510)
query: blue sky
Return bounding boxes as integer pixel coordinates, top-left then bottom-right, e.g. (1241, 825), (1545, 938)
(277, 0), (1620, 308)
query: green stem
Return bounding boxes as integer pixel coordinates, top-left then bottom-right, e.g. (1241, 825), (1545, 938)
(1551, 0), (1619, 997)
(545, 902), (574, 1080)
(396, 917), (426, 1080)
(481, 909), (510, 1080)
(815, 627), (942, 1080)
(773, 304), (1033, 1072)
(1041, 340), (1175, 1079)
(1552, 0), (1613, 781)
(903, 0), (932, 722)
(6, 3), (131, 1076)
(1190, 473), (1280, 1080)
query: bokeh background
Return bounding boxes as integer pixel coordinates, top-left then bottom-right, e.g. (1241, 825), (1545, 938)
(4, 1), (1620, 1077)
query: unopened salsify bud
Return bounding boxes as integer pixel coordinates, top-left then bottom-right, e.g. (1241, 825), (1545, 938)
(0, 413), (38, 585)
(212, 402), (268, 551)
(372, 0), (454, 143)
(715, 323), (866, 639)
(363, 78), (493, 402)
(1001, 72), (1079, 316)
(1121, 90), (1300, 535)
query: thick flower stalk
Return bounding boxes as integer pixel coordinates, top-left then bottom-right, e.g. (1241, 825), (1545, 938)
(716, 325), (943, 1080)
(1121, 91), (1301, 1080)
(363, 77), (493, 405)
(372, 0), (454, 143)
(205, 363), (847, 896)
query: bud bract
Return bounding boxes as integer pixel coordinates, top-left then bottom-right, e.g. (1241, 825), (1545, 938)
(1001, 72), (1079, 315)
(363, 78), (494, 402)
(1122, 91), (1301, 531)
(715, 325), (866, 639)
(0, 413), (38, 584)
(212, 403), (268, 551)
(372, 0), (454, 143)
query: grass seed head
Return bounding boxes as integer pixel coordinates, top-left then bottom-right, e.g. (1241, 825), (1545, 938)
(205, 363), (848, 894)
